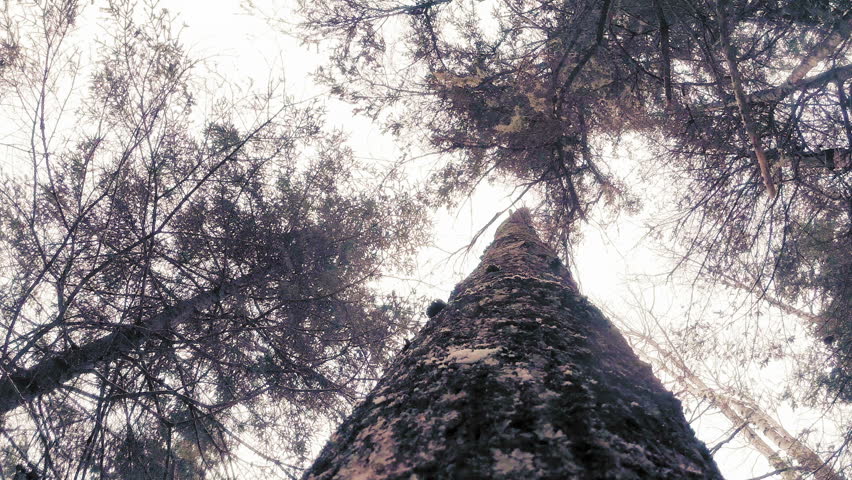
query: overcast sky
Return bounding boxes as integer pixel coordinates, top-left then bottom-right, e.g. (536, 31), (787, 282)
(2, 0), (848, 477)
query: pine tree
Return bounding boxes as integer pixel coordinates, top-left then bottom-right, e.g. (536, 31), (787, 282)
(303, 209), (722, 479)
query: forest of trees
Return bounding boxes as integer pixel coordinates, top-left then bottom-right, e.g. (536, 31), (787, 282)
(0, 0), (849, 478)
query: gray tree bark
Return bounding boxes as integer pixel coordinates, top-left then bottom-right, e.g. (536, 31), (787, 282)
(304, 209), (724, 479)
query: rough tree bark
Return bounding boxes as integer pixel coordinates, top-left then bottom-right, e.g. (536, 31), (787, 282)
(304, 209), (723, 479)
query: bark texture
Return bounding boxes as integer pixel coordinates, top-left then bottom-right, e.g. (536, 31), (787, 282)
(304, 209), (723, 479)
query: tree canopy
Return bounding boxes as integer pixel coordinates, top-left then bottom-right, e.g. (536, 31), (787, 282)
(296, 0), (851, 402)
(0, 0), (850, 477)
(0, 1), (425, 477)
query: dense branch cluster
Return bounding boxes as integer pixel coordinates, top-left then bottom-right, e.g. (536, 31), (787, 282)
(0, 0), (850, 477)
(0, 1), (426, 477)
(298, 0), (851, 403)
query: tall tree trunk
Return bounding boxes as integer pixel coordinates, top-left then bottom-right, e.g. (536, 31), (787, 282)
(304, 209), (723, 479)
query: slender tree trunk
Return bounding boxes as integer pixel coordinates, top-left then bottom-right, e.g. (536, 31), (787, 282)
(717, 0), (777, 197)
(702, 65), (852, 112)
(726, 398), (843, 480)
(636, 334), (843, 480)
(649, 349), (797, 480)
(0, 267), (272, 415)
(304, 209), (723, 479)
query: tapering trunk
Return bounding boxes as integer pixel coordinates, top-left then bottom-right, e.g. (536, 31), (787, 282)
(304, 209), (723, 479)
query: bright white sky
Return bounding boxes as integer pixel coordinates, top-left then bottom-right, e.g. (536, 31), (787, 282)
(2, 0), (848, 478)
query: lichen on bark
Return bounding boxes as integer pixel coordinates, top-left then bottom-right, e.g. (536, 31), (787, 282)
(304, 209), (724, 479)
